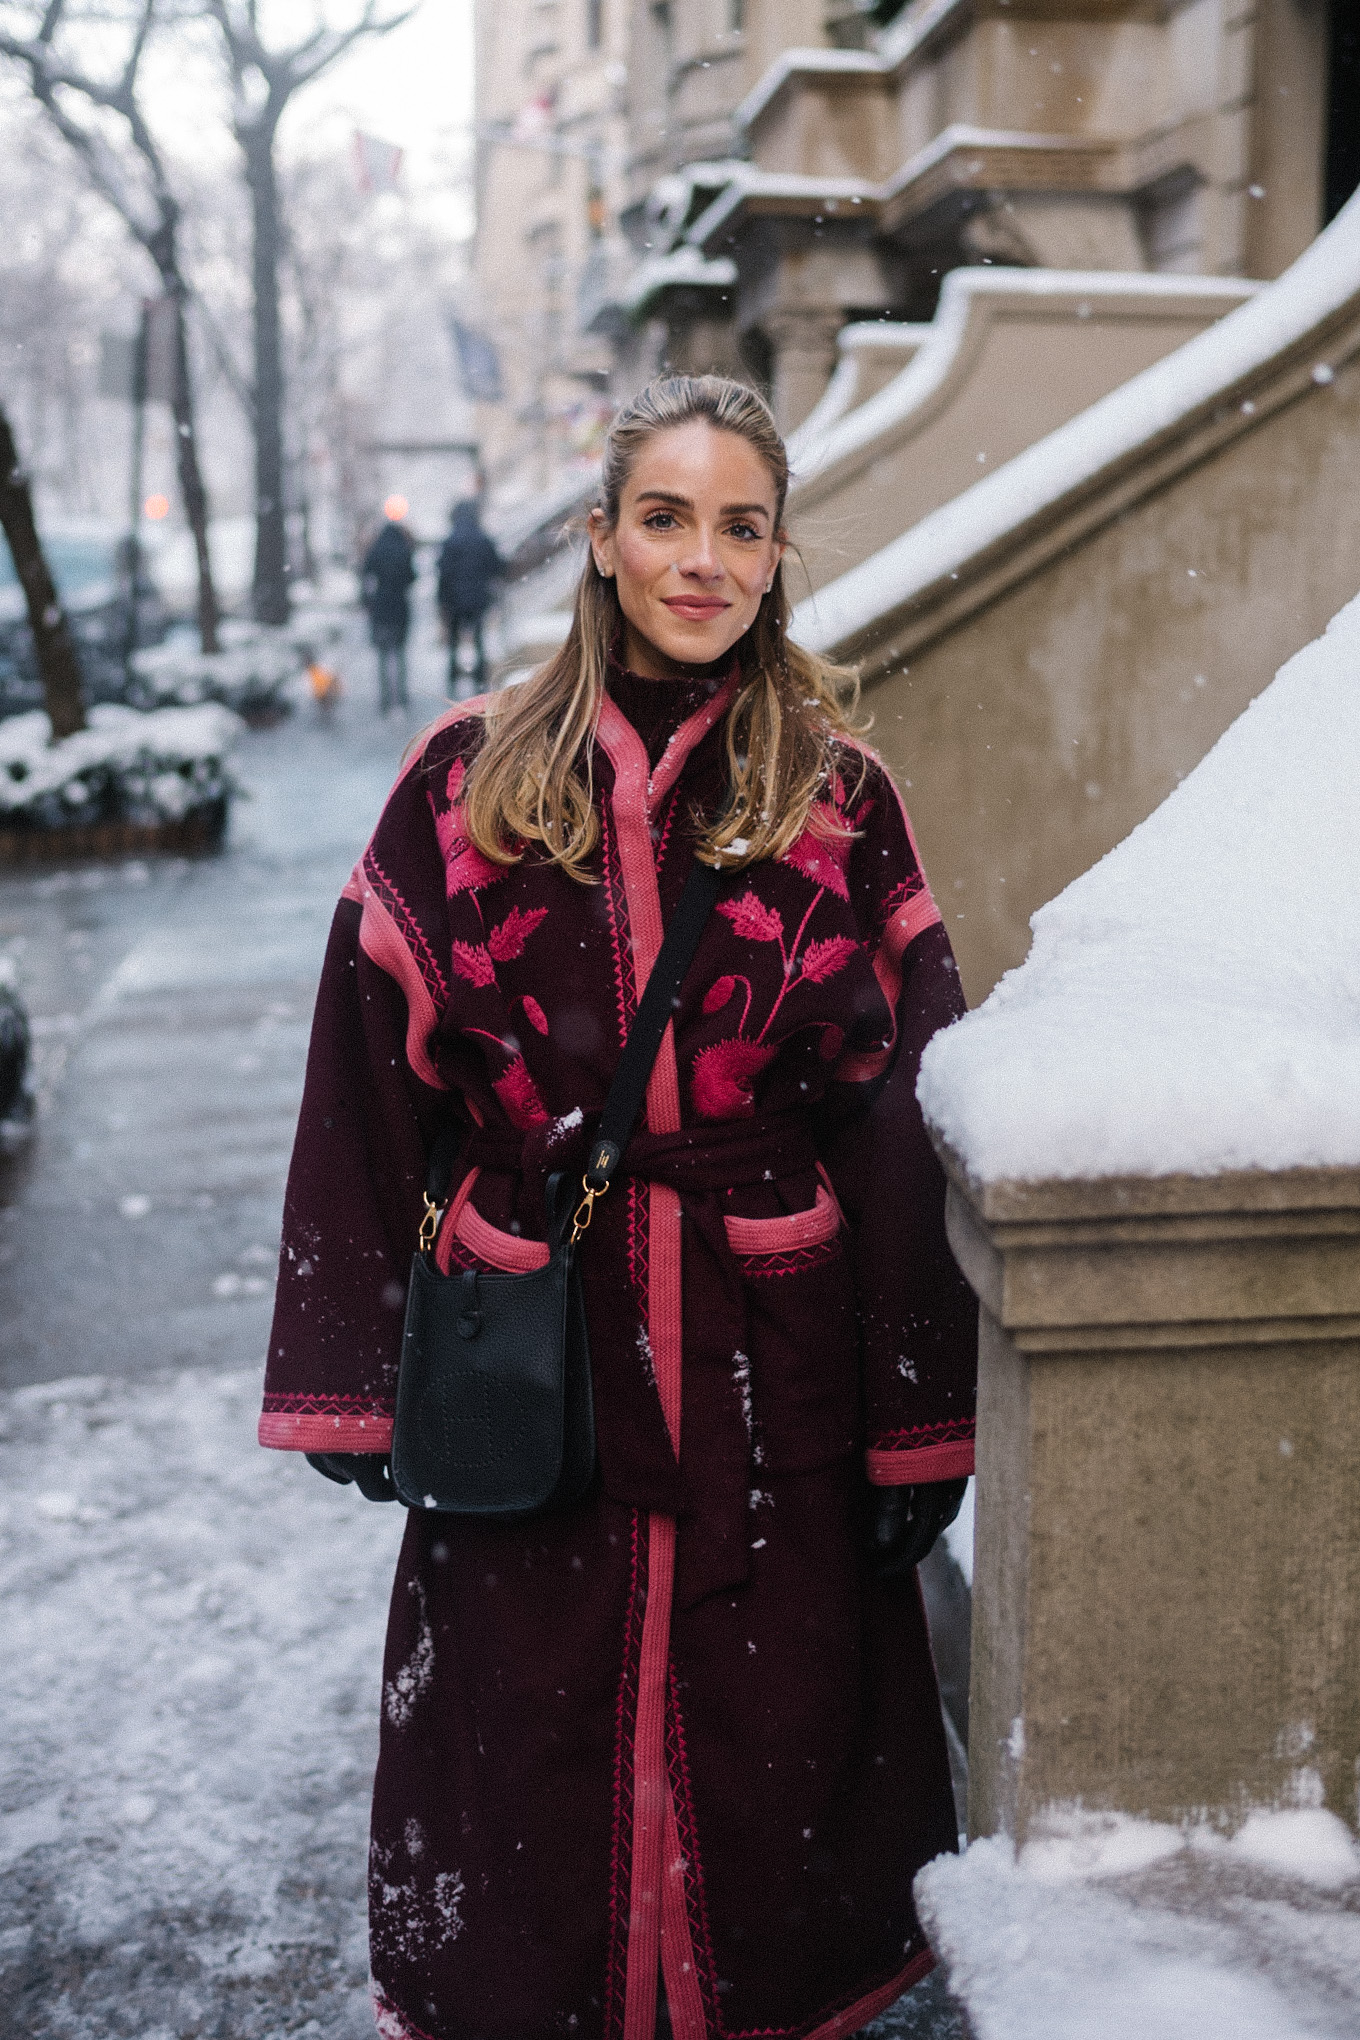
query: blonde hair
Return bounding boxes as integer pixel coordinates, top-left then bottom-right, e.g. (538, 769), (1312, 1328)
(461, 374), (865, 880)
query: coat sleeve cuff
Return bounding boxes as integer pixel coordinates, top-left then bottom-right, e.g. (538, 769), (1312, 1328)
(258, 1409), (395, 1452)
(866, 1437), (974, 1485)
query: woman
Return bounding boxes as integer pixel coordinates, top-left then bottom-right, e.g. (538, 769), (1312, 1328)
(261, 376), (976, 2040)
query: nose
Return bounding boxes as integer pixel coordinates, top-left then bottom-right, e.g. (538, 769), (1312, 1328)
(677, 525), (723, 580)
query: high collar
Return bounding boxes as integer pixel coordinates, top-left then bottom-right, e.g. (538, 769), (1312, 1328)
(596, 657), (740, 821)
(606, 661), (727, 770)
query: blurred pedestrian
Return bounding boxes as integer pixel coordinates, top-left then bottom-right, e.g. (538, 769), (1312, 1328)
(361, 517), (417, 712)
(436, 497), (502, 697)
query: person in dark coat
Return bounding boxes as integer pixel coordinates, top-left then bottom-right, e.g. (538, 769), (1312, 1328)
(362, 518), (418, 712)
(436, 498), (502, 697)
(261, 376), (975, 2040)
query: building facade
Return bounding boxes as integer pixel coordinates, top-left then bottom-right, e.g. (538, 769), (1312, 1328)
(470, 0), (1357, 502)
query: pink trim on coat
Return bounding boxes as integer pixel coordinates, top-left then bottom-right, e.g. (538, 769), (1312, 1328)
(622, 1511), (677, 2040)
(645, 674), (740, 811)
(866, 1440), (975, 1484)
(832, 740), (944, 1087)
(354, 881), (446, 1092)
(596, 691), (737, 2040)
(803, 1947), (936, 2040)
(660, 1790), (708, 2040)
(723, 1183), (841, 1257)
(257, 1410), (394, 1452)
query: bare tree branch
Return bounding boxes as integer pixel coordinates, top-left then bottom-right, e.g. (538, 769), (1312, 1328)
(194, 0), (422, 622)
(0, 2), (221, 649)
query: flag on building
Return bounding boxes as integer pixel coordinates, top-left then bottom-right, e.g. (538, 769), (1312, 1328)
(353, 131), (404, 194)
(448, 320), (504, 403)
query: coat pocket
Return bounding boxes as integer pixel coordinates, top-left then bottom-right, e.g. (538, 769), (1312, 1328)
(724, 1182), (858, 1473)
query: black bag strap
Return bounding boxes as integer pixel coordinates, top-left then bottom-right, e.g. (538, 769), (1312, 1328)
(421, 856), (721, 1247)
(584, 855), (721, 1193)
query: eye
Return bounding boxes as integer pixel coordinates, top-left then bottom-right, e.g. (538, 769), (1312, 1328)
(643, 510), (678, 530)
(726, 520), (762, 541)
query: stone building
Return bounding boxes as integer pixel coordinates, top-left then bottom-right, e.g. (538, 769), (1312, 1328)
(470, 0), (1360, 490)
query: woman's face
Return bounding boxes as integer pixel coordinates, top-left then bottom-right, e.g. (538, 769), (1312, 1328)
(589, 420), (786, 678)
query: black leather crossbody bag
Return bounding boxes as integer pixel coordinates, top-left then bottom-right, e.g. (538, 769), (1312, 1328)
(390, 856), (720, 1518)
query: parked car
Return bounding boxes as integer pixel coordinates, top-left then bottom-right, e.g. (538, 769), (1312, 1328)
(0, 958), (32, 1156)
(0, 522), (169, 718)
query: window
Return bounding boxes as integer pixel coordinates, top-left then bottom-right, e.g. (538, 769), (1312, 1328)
(1326, 0), (1360, 221)
(587, 0), (603, 50)
(726, 0), (746, 30)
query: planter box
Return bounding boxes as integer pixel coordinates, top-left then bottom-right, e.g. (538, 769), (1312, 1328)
(0, 797), (228, 867)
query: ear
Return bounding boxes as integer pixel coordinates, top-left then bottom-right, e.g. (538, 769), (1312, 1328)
(588, 507), (615, 579)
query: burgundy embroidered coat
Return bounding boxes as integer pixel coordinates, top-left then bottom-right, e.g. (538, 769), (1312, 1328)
(260, 668), (977, 2040)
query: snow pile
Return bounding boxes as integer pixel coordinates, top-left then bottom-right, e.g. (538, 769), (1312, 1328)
(0, 702), (241, 830)
(0, 1367), (402, 2039)
(793, 187), (1360, 652)
(917, 591), (1360, 1180)
(916, 1810), (1360, 2040)
(942, 1479), (974, 1586)
(129, 620), (305, 716)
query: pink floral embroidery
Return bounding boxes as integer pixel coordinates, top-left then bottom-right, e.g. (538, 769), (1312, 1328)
(799, 936), (859, 984)
(695, 843), (867, 1115)
(782, 824), (851, 901)
(451, 941), (497, 988)
(691, 1038), (777, 1121)
(487, 906), (549, 962)
(780, 771), (866, 902)
(718, 893), (784, 943)
(521, 995), (549, 1036)
(494, 1056), (550, 1127)
(433, 760), (503, 898)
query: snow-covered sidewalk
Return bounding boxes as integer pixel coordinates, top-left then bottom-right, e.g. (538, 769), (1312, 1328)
(0, 1366), (404, 2040)
(918, 1814), (1360, 2040)
(0, 1368), (966, 2040)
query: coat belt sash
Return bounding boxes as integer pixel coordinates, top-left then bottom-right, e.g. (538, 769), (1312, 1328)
(459, 1111), (825, 1608)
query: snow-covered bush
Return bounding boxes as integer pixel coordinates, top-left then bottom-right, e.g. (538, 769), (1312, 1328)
(0, 703), (242, 831)
(128, 623), (302, 717)
(127, 607), (354, 717)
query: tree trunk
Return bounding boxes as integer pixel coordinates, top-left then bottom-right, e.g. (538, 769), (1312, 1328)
(0, 403), (86, 739)
(169, 287), (221, 655)
(145, 213), (221, 655)
(244, 121), (290, 626)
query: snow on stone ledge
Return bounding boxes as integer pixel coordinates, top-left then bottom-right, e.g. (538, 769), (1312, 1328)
(792, 188), (1360, 655)
(916, 1811), (1360, 2040)
(917, 593), (1360, 1182)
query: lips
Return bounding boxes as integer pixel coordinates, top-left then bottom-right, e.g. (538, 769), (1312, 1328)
(662, 597), (729, 619)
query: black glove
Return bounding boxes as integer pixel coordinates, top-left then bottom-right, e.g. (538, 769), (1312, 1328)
(870, 1478), (968, 1579)
(305, 1452), (398, 1503)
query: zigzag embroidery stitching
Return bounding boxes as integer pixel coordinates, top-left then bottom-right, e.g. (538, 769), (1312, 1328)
(603, 1508), (645, 2040)
(363, 848), (449, 1008)
(599, 797), (638, 1040)
(873, 1417), (975, 1450)
(260, 1392), (392, 1417)
(735, 1238), (840, 1280)
(666, 1666), (725, 2033)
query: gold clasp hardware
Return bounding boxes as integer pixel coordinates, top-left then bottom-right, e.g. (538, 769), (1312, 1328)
(570, 1176), (608, 1245)
(419, 1192), (445, 1255)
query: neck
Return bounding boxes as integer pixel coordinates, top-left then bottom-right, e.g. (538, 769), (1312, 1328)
(620, 622), (735, 682)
